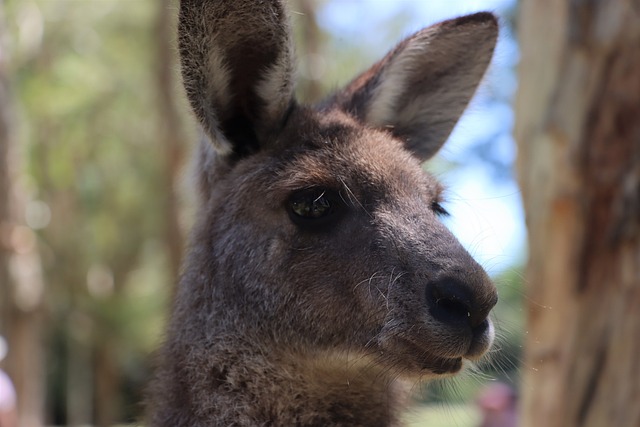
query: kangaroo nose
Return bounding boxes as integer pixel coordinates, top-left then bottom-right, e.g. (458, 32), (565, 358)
(426, 278), (496, 329)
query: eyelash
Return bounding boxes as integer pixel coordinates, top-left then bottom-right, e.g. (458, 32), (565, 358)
(431, 201), (450, 217)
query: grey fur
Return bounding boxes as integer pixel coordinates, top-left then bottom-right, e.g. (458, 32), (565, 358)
(147, 1), (499, 426)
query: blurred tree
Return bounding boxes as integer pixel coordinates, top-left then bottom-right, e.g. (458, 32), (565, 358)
(6, 0), (174, 424)
(0, 1), (46, 426)
(154, 0), (185, 293)
(292, 0), (325, 103)
(516, 1), (640, 426)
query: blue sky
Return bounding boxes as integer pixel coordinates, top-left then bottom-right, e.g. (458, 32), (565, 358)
(318, 0), (525, 274)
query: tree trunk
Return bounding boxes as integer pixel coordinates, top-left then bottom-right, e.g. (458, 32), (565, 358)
(0, 2), (46, 426)
(93, 340), (118, 427)
(293, 0), (324, 103)
(155, 0), (185, 291)
(515, 1), (640, 427)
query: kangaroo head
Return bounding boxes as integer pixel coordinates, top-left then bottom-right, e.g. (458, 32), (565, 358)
(176, 1), (498, 381)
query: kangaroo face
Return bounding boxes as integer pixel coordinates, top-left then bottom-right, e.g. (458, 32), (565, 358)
(149, 4), (501, 424)
(197, 106), (496, 377)
(177, 0), (498, 380)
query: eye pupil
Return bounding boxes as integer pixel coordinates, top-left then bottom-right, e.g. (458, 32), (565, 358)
(287, 188), (344, 229)
(291, 191), (331, 218)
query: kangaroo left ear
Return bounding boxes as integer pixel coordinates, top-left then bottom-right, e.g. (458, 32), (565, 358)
(178, 0), (296, 159)
(328, 12), (498, 161)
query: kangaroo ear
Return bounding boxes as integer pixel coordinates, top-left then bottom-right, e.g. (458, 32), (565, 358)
(178, 0), (295, 158)
(330, 12), (498, 161)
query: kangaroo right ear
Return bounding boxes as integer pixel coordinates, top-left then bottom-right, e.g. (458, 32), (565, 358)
(178, 0), (295, 158)
(329, 12), (498, 162)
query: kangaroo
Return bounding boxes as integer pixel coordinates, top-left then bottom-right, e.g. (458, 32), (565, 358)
(147, 1), (499, 426)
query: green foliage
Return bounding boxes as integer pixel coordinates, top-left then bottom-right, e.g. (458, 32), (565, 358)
(8, 0), (173, 422)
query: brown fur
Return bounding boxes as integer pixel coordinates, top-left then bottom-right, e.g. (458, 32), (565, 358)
(147, 1), (499, 425)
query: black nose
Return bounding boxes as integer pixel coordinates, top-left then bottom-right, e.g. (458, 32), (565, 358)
(426, 278), (496, 329)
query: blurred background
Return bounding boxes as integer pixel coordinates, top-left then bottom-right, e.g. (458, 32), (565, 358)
(0, 0), (524, 426)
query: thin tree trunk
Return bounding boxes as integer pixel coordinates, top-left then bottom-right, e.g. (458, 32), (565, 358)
(66, 322), (93, 427)
(155, 0), (185, 292)
(92, 264), (137, 426)
(0, 0), (11, 334)
(515, 1), (640, 426)
(0, 2), (46, 426)
(94, 340), (118, 427)
(294, 0), (324, 103)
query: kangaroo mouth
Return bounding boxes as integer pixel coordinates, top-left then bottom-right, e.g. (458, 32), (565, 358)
(376, 313), (494, 377)
(425, 355), (464, 375)
(379, 336), (466, 376)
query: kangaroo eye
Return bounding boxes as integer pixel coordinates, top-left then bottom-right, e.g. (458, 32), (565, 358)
(287, 188), (342, 228)
(291, 191), (331, 218)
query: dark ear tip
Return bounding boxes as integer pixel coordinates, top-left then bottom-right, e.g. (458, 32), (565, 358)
(438, 12), (499, 44)
(457, 11), (498, 26)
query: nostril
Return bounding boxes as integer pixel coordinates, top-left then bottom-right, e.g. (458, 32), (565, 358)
(426, 278), (495, 329)
(436, 297), (470, 321)
(427, 279), (474, 327)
